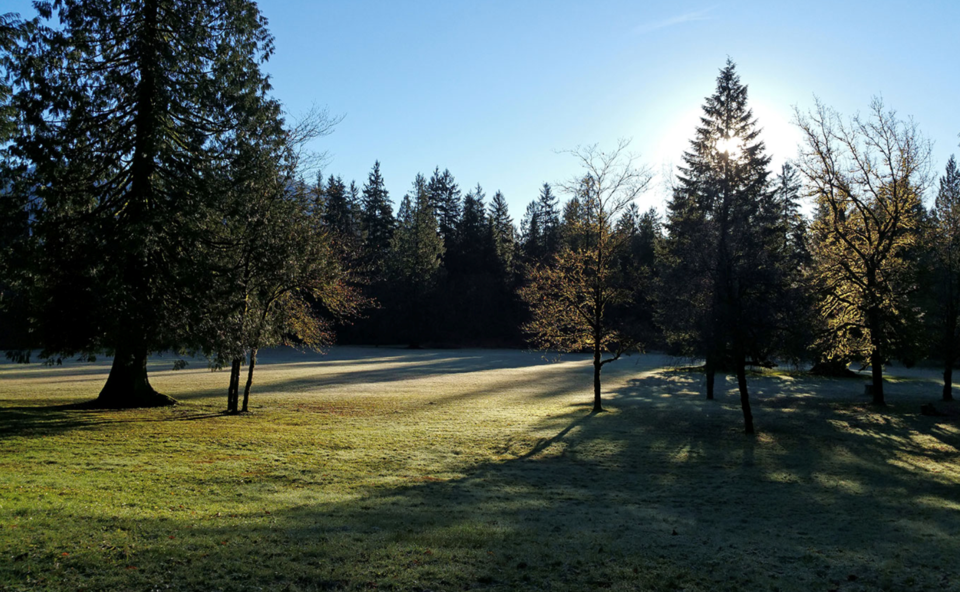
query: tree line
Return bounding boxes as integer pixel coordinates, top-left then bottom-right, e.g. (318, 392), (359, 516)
(0, 5), (958, 434)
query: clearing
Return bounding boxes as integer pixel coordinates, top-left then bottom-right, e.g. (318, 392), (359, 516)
(1, 347), (958, 591)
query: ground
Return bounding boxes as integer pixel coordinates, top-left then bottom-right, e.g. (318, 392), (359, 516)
(1, 347), (958, 591)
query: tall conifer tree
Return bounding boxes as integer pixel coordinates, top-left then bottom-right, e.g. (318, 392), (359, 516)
(360, 161), (395, 269)
(390, 174), (444, 347)
(660, 60), (787, 434)
(4, 0), (279, 406)
(925, 155), (960, 401)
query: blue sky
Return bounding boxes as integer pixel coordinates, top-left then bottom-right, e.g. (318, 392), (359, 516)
(8, 1), (960, 217)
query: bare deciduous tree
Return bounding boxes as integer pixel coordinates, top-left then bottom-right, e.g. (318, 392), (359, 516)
(796, 97), (931, 405)
(522, 140), (652, 412)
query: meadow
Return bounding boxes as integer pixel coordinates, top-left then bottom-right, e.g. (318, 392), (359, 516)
(1, 347), (958, 591)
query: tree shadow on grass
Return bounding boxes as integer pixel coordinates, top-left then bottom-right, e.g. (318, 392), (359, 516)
(0, 405), (225, 441)
(6, 376), (959, 591)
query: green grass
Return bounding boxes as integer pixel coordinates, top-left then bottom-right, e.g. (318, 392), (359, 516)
(1, 347), (959, 591)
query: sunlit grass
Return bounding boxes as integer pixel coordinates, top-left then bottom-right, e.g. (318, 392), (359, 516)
(1, 347), (958, 591)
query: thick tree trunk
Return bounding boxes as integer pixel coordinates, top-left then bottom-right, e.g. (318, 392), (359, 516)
(94, 345), (175, 408)
(227, 358), (242, 414)
(735, 353), (754, 435)
(870, 347), (885, 405)
(705, 356), (716, 400)
(944, 363), (954, 402)
(242, 348), (257, 412)
(593, 345), (603, 413)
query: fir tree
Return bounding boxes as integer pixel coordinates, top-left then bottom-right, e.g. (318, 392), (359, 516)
(360, 161), (395, 269)
(537, 183), (562, 257)
(925, 155), (960, 401)
(427, 167), (462, 246)
(3, 0), (280, 407)
(322, 175), (356, 239)
(520, 200), (543, 261)
(660, 60), (788, 434)
(390, 174), (444, 347)
(489, 190), (517, 276)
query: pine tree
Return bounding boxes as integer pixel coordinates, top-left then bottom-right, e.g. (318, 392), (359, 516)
(390, 174), (444, 347)
(360, 161), (395, 269)
(926, 155), (960, 401)
(537, 183), (562, 257)
(520, 200), (543, 261)
(0, 12), (20, 142)
(451, 184), (495, 273)
(427, 167), (461, 247)
(489, 190), (517, 276)
(660, 60), (787, 434)
(322, 175), (356, 239)
(3, 0), (279, 407)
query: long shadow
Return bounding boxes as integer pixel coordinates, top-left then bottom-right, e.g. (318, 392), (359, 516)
(5, 372), (958, 590)
(0, 405), (225, 440)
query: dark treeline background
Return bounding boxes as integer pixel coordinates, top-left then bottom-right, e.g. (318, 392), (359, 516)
(0, 3), (958, 423)
(307, 163), (662, 351)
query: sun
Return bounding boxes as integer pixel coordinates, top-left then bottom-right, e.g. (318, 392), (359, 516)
(715, 136), (742, 159)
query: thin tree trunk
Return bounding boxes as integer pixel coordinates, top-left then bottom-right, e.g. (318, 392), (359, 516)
(870, 347), (884, 405)
(593, 344), (603, 413)
(242, 348), (257, 412)
(227, 358), (242, 414)
(944, 362), (954, 402)
(95, 345), (174, 408)
(735, 352), (754, 435)
(705, 355), (716, 400)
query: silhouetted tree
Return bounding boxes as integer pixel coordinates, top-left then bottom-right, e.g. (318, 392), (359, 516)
(360, 161), (395, 270)
(322, 175), (357, 239)
(390, 174), (444, 347)
(3, 0), (279, 407)
(796, 97), (931, 405)
(659, 60), (787, 434)
(521, 183), (562, 263)
(428, 167), (461, 248)
(926, 155), (960, 401)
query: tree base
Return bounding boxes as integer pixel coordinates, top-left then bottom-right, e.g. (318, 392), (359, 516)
(80, 391), (177, 409)
(86, 348), (177, 409)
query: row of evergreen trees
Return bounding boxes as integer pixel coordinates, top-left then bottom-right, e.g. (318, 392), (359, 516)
(1, 2), (957, 421)
(303, 61), (959, 434)
(305, 162), (663, 350)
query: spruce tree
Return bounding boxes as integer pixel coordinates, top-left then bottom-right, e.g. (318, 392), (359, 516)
(360, 161), (395, 270)
(660, 60), (786, 434)
(537, 183), (562, 257)
(322, 175), (356, 239)
(4, 0), (279, 407)
(926, 155), (960, 401)
(489, 190), (517, 276)
(390, 174), (444, 347)
(427, 167), (462, 247)
(520, 200), (543, 261)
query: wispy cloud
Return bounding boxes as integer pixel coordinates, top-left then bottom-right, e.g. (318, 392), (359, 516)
(634, 7), (716, 35)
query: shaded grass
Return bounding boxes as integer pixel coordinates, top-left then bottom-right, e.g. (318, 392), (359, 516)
(1, 347), (958, 591)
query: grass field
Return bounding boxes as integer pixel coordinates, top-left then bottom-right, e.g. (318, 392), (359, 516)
(1, 347), (959, 591)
